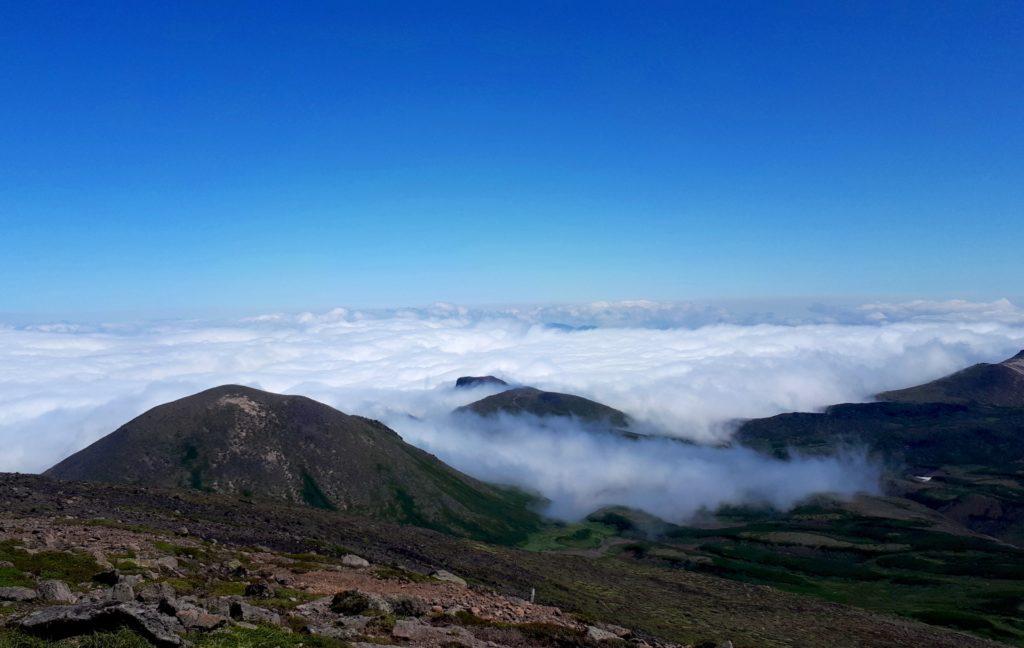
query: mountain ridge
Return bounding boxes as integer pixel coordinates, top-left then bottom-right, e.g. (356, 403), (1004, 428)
(44, 384), (542, 544)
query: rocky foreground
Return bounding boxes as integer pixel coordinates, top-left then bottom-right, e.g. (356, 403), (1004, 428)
(0, 473), (1008, 648)
(0, 516), (678, 647)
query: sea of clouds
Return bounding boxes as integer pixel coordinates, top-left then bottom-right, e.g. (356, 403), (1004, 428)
(2, 298), (1023, 522)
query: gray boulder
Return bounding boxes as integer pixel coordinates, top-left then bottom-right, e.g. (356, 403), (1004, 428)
(391, 618), (480, 647)
(109, 582), (135, 603)
(38, 579), (76, 603)
(341, 554), (370, 568)
(587, 625), (620, 642)
(0, 586), (37, 602)
(228, 599), (282, 625)
(18, 601), (184, 647)
(430, 570), (467, 587)
(138, 582), (177, 604)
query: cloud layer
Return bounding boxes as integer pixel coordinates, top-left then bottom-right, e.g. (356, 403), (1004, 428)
(2, 298), (1023, 521)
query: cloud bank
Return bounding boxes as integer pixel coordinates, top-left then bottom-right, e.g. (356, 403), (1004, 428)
(2, 298), (1023, 520)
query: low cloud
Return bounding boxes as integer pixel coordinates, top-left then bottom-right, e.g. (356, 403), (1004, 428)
(394, 412), (881, 522)
(1, 299), (1022, 520)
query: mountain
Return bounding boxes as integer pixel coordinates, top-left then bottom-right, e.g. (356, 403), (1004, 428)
(877, 350), (1024, 407)
(454, 375), (509, 389)
(44, 385), (541, 544)
(735, 352), (1024, 545)
(455, 386), (631, 431)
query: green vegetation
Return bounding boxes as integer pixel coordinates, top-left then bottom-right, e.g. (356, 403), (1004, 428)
(376, 449), (543, 546)
(607, 502), (1024, 645)
(300, 470), (337, 511)
(374, 564), (431, 583)
(0, 540), (100, 587)
(0, 629), (151, 648)
(521, 521), (617, 552)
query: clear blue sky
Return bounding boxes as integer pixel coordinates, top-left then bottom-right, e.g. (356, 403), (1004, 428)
(1, 2), (1022, 318)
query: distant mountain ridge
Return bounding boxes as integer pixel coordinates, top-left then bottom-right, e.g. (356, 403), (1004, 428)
(877, 349), (1024, 407)
(44, 385), (541, 544)
(455, 386), (632, 432)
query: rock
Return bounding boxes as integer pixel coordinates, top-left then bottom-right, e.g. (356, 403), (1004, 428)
(38, 579), (76, 603)
(391, 618), (480, 647)
(137, 582), (176, 604)
(177, 607), (227, 631)
(92, 569), (121, 585)
(244, 581), (274, 599)
(229, 599), (282, 625)
(430, 605), (443, 614)
(330, 589), (392, 615)
(18, 602), (185, 647)
(176, 526), (189, 536)
(122, 574), (145, 587)
(597, 623), (632, 638)
(0, 560), (15, 568)
(89, 550), (113, 570)
(155, 556), (179, 572)
(0, 586), (38, 601)
(109, 583), (135, 603)
(430, 569), (467, 587)
(587, 626), (620, 642)
(341, 554), (370, 568)
(223, 559), (247, 577)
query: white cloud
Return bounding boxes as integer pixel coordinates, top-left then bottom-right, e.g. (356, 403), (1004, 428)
(1, 299), (1022, 521)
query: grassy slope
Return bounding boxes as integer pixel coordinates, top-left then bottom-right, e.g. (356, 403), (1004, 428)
(522, 498), (1024, 646)
(1, 473), (1003, 648)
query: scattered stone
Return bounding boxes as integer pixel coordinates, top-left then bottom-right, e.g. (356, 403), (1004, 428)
(391, 618), (479, 647)
(341, 554), (370, 568)
(0, 586), (37, 601)
(229, 599), (282, 625)
(224, 559), (247, 577)
(431, 569), (467, 587)
(38, 579), (76, 603)
(89, 549), (113, 570)
(122, 574), (144, 587)
(18, 602), (185, 647)
(176, 526), (189, 536)
(177, 607), (228, 631)
(244, 581), (273, 598)
(0, 560), (14, 568)
(587, 626), (620, 642)
(138, 582), (176, 603)
(109, 582), (135, 603)
(330, 589), (392, 615)
(154, 556), (179, 572)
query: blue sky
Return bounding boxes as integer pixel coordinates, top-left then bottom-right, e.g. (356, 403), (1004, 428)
(1, 2), (1022, 318)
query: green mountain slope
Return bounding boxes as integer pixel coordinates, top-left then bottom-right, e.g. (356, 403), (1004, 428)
(44, 385), (541, 544)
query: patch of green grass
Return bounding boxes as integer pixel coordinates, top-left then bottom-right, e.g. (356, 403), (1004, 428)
(0, 565), (33, 588)
(164, 576), (204, 595)
(374, 565), (431, 583)
(152, 540), (210, 561)
(300, 470), (337, 511)
(262, 587), (317, 609)
(522, 522), (616, 552)
(0, 540), (100, 587)
(208, 579), (246, 596)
